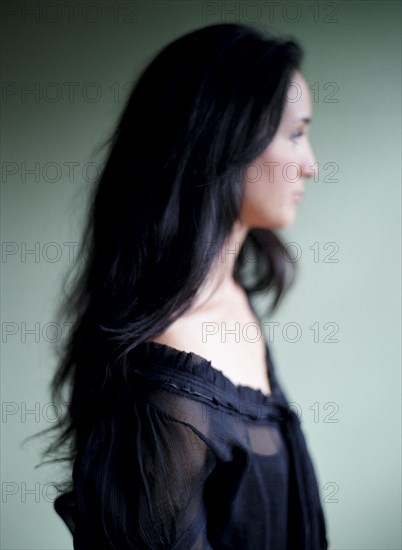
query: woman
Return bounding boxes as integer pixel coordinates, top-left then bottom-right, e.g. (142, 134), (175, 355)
(36, 23), (329, 549)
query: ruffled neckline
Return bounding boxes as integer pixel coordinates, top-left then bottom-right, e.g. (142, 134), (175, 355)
(129, 339), (291, 419)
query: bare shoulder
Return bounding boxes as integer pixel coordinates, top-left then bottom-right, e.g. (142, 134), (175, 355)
(151, 282), (252, 353)
(151, 285), (271, 394)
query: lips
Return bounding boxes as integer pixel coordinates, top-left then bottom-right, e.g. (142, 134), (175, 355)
(292, 191), (304, 202)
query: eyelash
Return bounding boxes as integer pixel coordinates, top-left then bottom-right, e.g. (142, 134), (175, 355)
(291, 130), (303, 141)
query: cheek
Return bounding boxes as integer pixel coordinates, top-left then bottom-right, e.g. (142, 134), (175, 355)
(241, 172), (293, 225)
(240, 145), (299, 228)
(260, 143), (296, 185)
(245, 150), (294, 201)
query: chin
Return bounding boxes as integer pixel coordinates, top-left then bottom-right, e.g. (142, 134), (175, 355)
(275, 208), (297, 228)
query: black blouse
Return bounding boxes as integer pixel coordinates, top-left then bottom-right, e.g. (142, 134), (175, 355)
(54, 333), (329, 549)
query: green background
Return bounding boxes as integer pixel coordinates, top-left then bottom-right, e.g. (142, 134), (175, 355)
(2, 1), (401, 548)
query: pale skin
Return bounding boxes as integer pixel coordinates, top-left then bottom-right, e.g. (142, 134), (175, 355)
(152, 71), (318, 395)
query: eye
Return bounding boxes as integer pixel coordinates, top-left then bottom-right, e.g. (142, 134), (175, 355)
(290, 129), (303, 142)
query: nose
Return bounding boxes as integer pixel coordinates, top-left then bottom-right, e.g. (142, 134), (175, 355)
(301, 141), (318, 180)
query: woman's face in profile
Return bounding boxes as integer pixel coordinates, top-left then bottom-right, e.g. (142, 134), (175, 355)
(240, 70), (317, 229)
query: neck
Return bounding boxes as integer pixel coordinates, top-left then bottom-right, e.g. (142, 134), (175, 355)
(189, 220), (250, 313)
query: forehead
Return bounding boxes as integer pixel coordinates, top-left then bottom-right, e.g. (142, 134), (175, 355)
(282, 71), (312, 121)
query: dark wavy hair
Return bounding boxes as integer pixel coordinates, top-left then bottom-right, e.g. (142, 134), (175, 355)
(29, 22), (303, 547)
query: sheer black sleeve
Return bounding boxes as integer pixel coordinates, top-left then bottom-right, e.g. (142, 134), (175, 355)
(127, 386), (217, 549)
(71, 378), (218, 549)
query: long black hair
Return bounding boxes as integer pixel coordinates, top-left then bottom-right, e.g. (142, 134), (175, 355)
(29, 22), (303, 547)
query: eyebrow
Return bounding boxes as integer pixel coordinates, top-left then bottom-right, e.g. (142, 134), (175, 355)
(296, 117), (312, 125)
